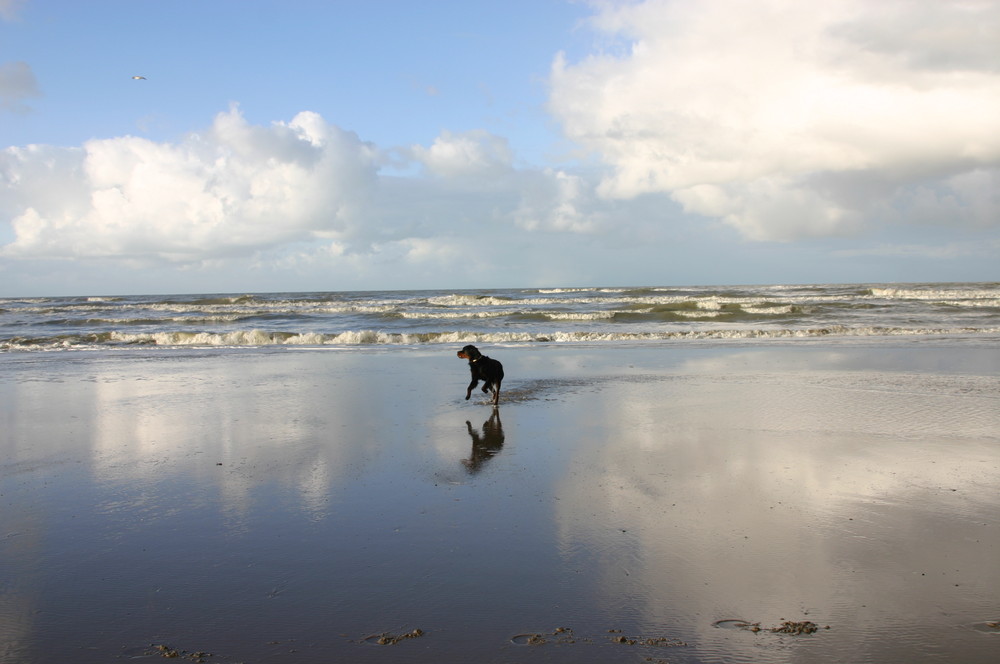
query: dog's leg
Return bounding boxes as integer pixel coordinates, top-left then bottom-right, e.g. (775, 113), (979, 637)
(492, 381), (501, 405)
(466, 379), (478, 400)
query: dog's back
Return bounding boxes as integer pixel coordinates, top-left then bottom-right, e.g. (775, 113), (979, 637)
(477, 354), (504, 382)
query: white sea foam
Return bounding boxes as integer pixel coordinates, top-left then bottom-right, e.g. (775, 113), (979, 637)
(675, 310), (725, 318)
(545, 311), (617, 321)
(399, 310), (510, 320)
(425, 294), (516, 307)
(742, 305), (796, 315)
(938, 299), (1000, 308)
(868, 287), (998, 301)
(536, 287), (600, 294)
(77, 325), (1000, 349)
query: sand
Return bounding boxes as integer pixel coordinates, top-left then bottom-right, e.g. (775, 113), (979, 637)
(1, 342), (999, 663)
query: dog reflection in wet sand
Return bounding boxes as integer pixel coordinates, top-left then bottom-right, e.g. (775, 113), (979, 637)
(456, 344), (504, 406)
(463, 411), (504, 473)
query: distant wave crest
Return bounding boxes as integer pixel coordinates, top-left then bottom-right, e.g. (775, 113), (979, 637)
(4, 325), (1000, 351)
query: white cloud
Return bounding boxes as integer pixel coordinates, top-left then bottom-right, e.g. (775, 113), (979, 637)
(548, 0), (1000, 240)
(0, 61), (40, 112)
(1, 108), (615, 273)
(411, 129), (514, 180)
(1, 106), (380, 263)
(513, 168), (603, 233)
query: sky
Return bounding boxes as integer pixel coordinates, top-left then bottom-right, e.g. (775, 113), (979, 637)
(1, 0), (998, 296)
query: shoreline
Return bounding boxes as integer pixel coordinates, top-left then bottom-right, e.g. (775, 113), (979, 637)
(2, 343), (999, 663)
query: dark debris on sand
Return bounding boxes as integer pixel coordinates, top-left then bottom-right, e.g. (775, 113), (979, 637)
(612, 635), (689, 646)
(364, 628), (425, 645)
(714, 619), (829, 635)
(772, 620), (823, 635)
(513, 627), (580, 646)
(514, 627), (688, 649)
(147, 644), (216, 662)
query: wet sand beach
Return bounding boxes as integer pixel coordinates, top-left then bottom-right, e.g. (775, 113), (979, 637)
(1, 342), (999, 663)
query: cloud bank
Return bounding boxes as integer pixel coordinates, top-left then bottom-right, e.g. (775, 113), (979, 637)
(1, 107), (600, 269)
(548, 0), (1000, 240)
(1, 108), (381, 263)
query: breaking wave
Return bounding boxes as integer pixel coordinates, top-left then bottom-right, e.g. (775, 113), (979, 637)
(4, 325), (999, 351)
(3, 282), (998, 352)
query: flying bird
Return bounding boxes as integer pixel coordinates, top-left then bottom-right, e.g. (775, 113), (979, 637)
(132, 75), (146, 80)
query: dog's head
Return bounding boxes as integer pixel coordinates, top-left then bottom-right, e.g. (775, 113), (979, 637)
(457, 344), (481, 361)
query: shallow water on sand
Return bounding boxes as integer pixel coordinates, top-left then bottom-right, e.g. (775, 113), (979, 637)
(1, 344), (999, 663)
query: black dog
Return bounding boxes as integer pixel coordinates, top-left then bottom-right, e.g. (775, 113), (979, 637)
(457, 344), (504, 406)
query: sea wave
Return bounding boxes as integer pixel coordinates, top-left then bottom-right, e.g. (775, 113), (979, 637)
(24, 290), (986, 321)
(425, 294), (517, 306)
(867, 286), (999, 301)
(3, 283), (998, 353)
(937, 299), (1000, 308)
(4, 325), (999, 351)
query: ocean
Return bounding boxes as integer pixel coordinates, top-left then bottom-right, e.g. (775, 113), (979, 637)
(2, 281), (999, 352)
